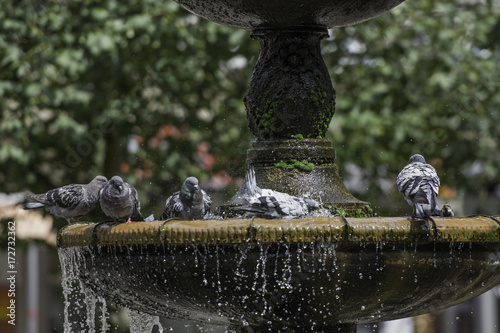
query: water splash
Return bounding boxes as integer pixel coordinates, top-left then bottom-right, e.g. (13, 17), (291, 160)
(128, 309), (164, 333)
(82, 281), (97, 332)
(59, 247), (87, 332)
(98, 296), (110, 332)
(59, 247), (112, 333)
(58, 231), (498, 332)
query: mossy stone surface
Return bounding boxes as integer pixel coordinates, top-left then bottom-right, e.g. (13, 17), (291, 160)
(245, 29), (335, 140)
(220, 139), (368, 216)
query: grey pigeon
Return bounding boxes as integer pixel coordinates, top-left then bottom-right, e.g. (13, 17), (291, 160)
(233, 165), (319, 219)
(441, 204), (454, 217)
(99, 175), (143, 223)
(397, 154), (441, 218)
(160, 177), (211, 220)
(24, 175), (108, 223)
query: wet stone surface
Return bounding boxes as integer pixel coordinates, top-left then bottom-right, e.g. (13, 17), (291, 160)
(58, 217), (500, 331)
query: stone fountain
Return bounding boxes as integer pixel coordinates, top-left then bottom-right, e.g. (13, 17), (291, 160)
(57, 1), (500, 332)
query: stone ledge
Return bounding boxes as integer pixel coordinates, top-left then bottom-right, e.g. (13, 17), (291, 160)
(57, 216), (500, 247)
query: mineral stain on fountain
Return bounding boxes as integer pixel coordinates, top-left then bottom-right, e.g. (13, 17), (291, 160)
(56, 0), (500, 332)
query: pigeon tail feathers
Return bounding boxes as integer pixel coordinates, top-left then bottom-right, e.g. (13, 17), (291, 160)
(244, 165), (262, 197)
(23, 202), (45, 210)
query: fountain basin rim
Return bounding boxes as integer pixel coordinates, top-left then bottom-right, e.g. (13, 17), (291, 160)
(57, 215), (500, 248)
(58, 215), (500, 328)
(173, 0), (407, 30)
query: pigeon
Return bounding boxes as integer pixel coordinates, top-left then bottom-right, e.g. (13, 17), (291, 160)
(441, 204), (454, 217)
(23, 175), (108, 223)
(99, 175), (143, 223)
(396, 154), (441, 218)
(160, 177), (211, 220)
(233, 165), (319, 219)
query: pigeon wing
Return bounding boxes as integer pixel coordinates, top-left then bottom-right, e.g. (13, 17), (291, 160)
(46, 185), (85, 209)
(202, 190), (212, 215)
(129, 184), (143, 221)
(397, 163), (440, 194)
(236, 196), (282, 219)
(160, 192), (183, 219)
(421, 164), (440, 197)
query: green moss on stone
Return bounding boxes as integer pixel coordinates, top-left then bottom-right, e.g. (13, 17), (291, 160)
(257, 99), (280, 137)
(329, 204), (374, 218)
(274, 160), (295, 170)
(308, 88), (336, 138)
(274, 159), (315, 172)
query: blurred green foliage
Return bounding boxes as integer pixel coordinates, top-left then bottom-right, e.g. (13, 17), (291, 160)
(323, 0), (500, 212)
(0, 0), (499, 218)
(0, 0), (256, 219)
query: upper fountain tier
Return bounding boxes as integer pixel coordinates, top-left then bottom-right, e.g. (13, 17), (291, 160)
(174, 0), (406, 30)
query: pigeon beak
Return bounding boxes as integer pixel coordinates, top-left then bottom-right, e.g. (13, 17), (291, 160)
(118, 185), (123, 191)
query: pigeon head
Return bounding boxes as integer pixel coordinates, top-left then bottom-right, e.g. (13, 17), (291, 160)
(108, 176), (127, 193)
(183, 177), (199, 192)
(91, 175), (108, 187)
(181, 177), (201, 202)
(409, 154), (426, 164)
(304, 199), (320, 212)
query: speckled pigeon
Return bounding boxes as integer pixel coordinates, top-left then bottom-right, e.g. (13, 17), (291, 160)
(99, 175), (143, 223)
(396, 154), (442, 218)
(24, 175), (108, 223)
(160, 177), (211, 220)
(441, 204), (454, 217)
(234, 165), (319, 219)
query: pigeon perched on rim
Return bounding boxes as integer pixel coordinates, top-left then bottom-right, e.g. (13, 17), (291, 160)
(99, 175), (143, 223)
(233, 165), (319, 219)
(23, 175), (108, 223)
(160, 176), (211, 220)
(441, 204), (454, 217)
(397, 154), (442, 218)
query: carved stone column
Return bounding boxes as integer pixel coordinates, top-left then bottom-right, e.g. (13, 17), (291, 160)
(245, 28), (335, 140)
(221, 28), (368, 216)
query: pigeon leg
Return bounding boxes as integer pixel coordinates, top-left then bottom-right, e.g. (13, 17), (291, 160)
(125, 218), (134, 224)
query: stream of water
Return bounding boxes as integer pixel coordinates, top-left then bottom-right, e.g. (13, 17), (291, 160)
(57, 239), (490, 332)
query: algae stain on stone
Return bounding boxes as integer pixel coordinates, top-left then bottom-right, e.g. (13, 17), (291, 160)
(257, 99), (280, 137)
(328, 204), (374, 218)
(308, 88), (335, 139)
(274, 159), (315, 172)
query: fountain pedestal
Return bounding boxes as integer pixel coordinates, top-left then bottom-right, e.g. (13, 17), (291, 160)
(215, 26), (369, 214)
(171, 0), (404, 212)
(220, 139), (370, 216)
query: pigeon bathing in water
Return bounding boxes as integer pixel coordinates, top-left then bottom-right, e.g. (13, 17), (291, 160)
(99, 175), (143, 223)
(233, 165), (319, 219)
(24, 175), (108, 223)
(397, 154), (443, 218)
(160, 177), (211, 220)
